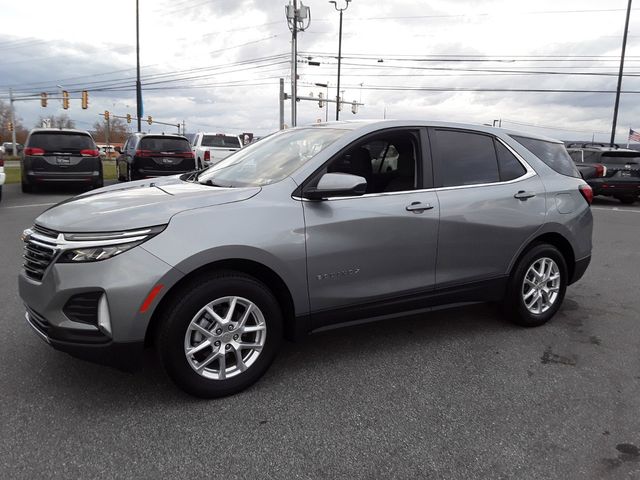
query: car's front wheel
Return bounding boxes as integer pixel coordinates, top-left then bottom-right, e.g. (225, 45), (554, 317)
(158, 271), (283, 398)
(618, 195), (637, 205)
(503, 243), (567, 327)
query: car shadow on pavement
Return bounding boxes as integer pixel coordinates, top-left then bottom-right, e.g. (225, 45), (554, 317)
(18, 302), (519, 404)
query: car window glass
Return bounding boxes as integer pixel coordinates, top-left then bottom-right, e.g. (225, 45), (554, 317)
(434, 130), (499, 187)
(495, 141), (526, 181)
(511, 135), (580, 178)
(201, 135), (241, 148)
(324, 131), (419, 194)
(27, 133), (94, 153)
(139, 137), (191, 152)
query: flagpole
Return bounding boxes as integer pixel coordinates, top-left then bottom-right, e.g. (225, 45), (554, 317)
(627, 128), (631, 148)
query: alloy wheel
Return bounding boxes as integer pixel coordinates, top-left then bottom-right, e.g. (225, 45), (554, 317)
(184, 296), (267, 380)
(521, 257), (561, 314)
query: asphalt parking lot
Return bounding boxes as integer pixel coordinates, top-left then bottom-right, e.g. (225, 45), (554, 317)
(1, 183), (639, 479)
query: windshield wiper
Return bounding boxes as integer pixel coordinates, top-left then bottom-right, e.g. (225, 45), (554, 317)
(200, 178), (234, 188)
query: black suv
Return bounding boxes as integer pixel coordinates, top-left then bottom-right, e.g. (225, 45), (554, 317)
(21, 129), (103, 193)
(567, 143), (640, 204)
(116, 133), (196, 181)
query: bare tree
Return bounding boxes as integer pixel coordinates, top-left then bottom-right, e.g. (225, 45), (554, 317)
(91, 118), (130, 144)
(36, 114), (75, 129)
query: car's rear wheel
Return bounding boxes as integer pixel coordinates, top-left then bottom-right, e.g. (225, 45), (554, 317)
(0, 185), (3, 202)
(618, 195), (637, 205)
(158, 271), (283, 398)
(503, 243), (567, 327)
(21, 180), (34, 193)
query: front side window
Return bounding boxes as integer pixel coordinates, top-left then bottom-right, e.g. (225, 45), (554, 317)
(321, 130), (420, 194)
(434, 130), (499, 187)
(511, 135), (580, 178)
(198, 128), (349, 187)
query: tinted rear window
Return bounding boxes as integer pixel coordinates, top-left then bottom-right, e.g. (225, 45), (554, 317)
(511, 135), (579, 178)
(28, 132), (94, 153)
(201, 135), (241, 148)
(139, 137), (191, 152)
(601, 152), (640, 165)
(434, 130), (500, 187)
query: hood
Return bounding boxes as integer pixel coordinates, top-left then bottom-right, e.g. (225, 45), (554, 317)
(36, 176), (260, 232)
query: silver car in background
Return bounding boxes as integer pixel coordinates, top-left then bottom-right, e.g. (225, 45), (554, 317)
(18, 120), (593, 398)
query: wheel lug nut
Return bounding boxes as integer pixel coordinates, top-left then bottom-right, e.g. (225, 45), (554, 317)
(233, 334), (238, 340)
(225, 344), (231, 350)
(216, 328), (222, 334)
(214, 341), (221, 347)
(228, 325), (233, 331)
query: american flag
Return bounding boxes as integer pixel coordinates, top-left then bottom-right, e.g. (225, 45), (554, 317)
(629, 129), (640, 142)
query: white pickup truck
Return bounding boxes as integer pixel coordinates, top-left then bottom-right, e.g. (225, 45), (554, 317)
(191, 132), (243, 168)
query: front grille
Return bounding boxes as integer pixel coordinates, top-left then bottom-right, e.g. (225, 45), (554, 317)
(63, 292), (102, 326)
(23, 225), (59, 282)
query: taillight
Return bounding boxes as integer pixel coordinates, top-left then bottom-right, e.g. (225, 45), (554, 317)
(204, 151), (211, 161)
(182, 151), (194, 159)
(579, 184), (593, 205)
(135, 149), (153, 157)
(24, 147), (45, 156)
(80, 149), (99, 157)
(0, 159), (4, 167)
(594, 164), (607, 177)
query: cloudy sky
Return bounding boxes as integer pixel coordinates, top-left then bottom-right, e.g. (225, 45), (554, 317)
(2, 0), (640, 142)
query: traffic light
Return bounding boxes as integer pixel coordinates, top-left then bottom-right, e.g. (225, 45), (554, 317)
(318, 92), (324, 108)
(351, 101), (358, 115)
(126, 113), (131, 124)
(81, 90), (88, 109)
(62, 90), (69, 109)
(104, 110), (110, 121)
(7, 121), (13, 132)
(147, 115), (152, 125)
(40, 92), (48, 108)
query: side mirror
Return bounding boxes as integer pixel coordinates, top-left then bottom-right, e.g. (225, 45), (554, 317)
(303, 172), (367, 200)
(114, 146), (122, 154)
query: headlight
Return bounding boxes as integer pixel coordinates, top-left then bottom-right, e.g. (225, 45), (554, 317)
(57, 225), (165, 263)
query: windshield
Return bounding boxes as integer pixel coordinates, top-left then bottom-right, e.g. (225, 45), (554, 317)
(202, 135), (241, 148)
(197, 127), (348, 187)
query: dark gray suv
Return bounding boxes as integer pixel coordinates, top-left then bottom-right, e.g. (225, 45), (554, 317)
(19, 120), (593, 398)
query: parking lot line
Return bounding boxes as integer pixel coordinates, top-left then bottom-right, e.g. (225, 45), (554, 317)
(1, 202), (57, 210)
(592, 206), (640, 214)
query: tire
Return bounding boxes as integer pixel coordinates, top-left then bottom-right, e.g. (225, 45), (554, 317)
(93, 177), (104, 189)
(503, 243), (568, 327)
(0, 185), (2, 202)
(158, 271), (283, 398)
(618, 196), (637, 205)
(21, 180), (33, 193)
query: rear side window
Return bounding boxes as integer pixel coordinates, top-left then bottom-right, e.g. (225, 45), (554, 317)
(139, 137), (191, 152)
(201, 135), (241, 148)
(28, 133), (94, 153)
(434, 130), (499, 187)
(511, 135), (579, 178)
(495, 142), (527, 181)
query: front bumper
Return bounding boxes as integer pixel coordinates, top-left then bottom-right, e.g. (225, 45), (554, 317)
(19, 244), (183, 368)
(25, 309), (144, 371)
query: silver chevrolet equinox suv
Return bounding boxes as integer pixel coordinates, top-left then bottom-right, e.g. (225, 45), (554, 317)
(19, 120), (593, 398)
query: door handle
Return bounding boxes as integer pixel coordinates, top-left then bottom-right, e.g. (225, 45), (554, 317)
(514, 190), (536, 200)
(406, 201), (434, 212)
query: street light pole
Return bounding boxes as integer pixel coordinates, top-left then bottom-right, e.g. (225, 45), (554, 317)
(611, 0), (633, 146)
(136, 0), (142, 133)
(330, 0), (350, 121)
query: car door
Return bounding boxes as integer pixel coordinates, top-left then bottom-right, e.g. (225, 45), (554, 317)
(429, 128), (546, 288)
(302, 128), (440, 329)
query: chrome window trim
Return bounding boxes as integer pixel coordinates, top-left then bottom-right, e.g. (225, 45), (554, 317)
(293, 136), (537, 202)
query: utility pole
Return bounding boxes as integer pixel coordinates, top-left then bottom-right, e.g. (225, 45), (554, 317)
(285, 1), (310, 127)
(279, 78), (285, 130)
(105, 115), (110, 157)
(330, 0), (351, 121)
(136, 0), (143, 133)
(611, 0), (633, 146)
(9, 88), (17, 156)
